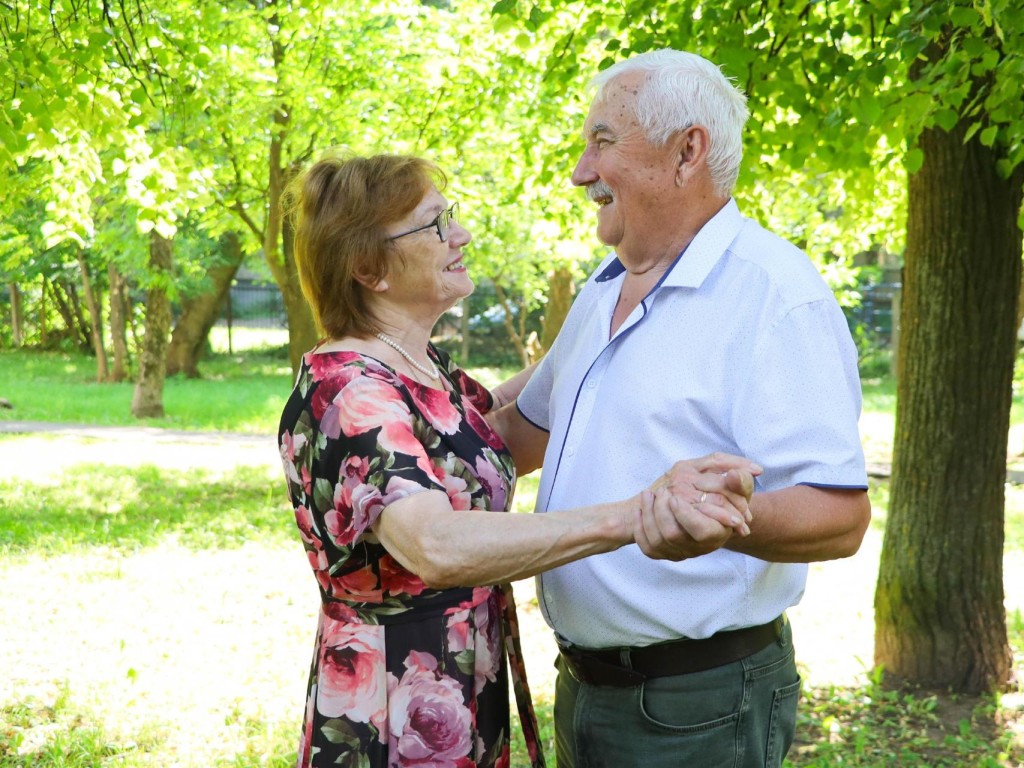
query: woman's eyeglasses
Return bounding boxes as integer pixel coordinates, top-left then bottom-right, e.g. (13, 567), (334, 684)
(389, 202), (459, 243)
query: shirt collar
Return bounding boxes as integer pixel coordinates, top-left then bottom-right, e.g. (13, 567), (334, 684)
(594, 198), (744, 288)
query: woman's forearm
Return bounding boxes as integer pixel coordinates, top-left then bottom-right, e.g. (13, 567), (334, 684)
(372, 489), (636, 588)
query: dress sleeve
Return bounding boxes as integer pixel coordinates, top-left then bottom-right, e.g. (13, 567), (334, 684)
(312, 369), (445, 551)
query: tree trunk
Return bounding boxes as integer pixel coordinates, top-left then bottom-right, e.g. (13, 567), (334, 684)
(166, 232), (245, 377)
(77, 250), (109, 382)
(540, 266), (576, 353)
(493, 282), (529, 366)
(50, 279), (91, 350)
(874, 119), (1024, 693)
(108, 263), (130, 382)
(9, 283), (23, 347)
(39, 277), (48, 346)
(1016, 273), (1024, 341)
(131, 232), (173, 419)
(258, 105), (316, 375)
(278, 197), (318, 373)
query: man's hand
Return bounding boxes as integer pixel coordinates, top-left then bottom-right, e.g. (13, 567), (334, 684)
(637, 453), (762, 560)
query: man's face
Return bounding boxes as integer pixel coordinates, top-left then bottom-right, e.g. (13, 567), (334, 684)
(571, 72), (681, 265)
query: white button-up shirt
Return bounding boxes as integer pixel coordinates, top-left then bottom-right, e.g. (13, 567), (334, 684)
(518, 199), (868, 648)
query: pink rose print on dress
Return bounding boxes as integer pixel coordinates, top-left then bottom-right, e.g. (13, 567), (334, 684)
(325, 376), (435, 476)
(322, 600), (360, 624)
(386, 651), (473, 768)
(409, 386), (461, 435)
(334, 566), (382, 602)
(294, 504), (317, 544)
(446, 588), (502, 694)
(379, 554), (426, 598)
(462, 401), (506, 452)
(436, 469), (472, 511)
(324, 482), (383, 547)
(280, 430), (308, 486)
(473, 454), (507, 512)
(451, 369), (492, 413)
(317, 618), (387, 732)
(309, 357), (364, 420)
(341, 455), (371, 485)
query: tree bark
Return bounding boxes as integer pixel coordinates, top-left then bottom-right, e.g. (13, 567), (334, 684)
(493, 282), (529, 366)
(108, 263), (130, 382)
(39, 277), (48, 346)
(131, 232), (173, 419)
(275, 195), (317, 375)
(166, 232), (245, 378)
(77, 250), (109, 382)
(540, 266), (576, 353)
(9, 283), (23, 347)
(49, 279), (91, 350)
(874, 118), (1024, 693)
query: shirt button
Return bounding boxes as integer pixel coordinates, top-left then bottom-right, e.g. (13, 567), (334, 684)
(587, 380), (597, 388)
(566, 447), (576, 456)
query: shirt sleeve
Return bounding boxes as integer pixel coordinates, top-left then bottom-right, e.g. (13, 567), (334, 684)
(733, 297), (868, 491)
(516, 348), (554, 431)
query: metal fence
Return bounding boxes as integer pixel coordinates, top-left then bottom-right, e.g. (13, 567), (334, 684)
(848, 281), (901, 347)
(220, 278), (903, 348)
(222, 279), (286, 329)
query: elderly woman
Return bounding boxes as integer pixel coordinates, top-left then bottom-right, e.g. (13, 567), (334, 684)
(278, 152), (757, 768)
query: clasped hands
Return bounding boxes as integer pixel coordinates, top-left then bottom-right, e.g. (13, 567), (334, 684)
(636, 453), (763, 561)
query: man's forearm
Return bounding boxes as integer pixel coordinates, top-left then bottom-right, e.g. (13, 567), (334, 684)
(727, 485), (871, 562)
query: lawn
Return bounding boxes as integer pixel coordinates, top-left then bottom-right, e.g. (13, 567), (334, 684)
(0, 347), (1022, 767)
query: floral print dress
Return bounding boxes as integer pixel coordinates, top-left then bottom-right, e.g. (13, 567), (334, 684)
(278, 345), (544, 768)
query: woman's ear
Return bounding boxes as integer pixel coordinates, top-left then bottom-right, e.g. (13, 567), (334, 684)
(354, 271), (389, 292)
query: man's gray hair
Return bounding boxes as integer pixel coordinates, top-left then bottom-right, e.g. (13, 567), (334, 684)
(591, 49), (750, 197)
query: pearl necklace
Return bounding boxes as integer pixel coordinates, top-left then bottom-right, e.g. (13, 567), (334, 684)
(375, 332), (440, 379)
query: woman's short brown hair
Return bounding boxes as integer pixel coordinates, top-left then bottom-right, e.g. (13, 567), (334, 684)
(285, 152), (446, 340)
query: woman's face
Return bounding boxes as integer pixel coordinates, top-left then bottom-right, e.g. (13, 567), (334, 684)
(380, 186), (474, 317)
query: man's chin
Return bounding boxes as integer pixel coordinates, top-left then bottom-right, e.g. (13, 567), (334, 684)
(595, 222), (621, 248)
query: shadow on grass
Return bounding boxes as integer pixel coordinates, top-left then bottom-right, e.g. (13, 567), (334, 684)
(0, 690), (297, 768)
(0, 464), (293, 555)
(790, 673), (1024, 767)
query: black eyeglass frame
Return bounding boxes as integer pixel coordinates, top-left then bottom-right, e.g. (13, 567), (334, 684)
(388, 202), (459, 243)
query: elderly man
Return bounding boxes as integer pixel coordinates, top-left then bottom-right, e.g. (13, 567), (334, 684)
(493, 48), (870, 767)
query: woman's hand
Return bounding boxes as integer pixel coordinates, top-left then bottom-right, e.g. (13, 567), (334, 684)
(637, 453), (762, 560)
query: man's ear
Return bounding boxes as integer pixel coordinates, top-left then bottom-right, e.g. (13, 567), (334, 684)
(674, 125), (710, 186)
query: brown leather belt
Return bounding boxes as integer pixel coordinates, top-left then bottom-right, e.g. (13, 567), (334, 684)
(557, 616), (786, 687)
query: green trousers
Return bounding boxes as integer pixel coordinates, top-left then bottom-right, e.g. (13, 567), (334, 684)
(553, 621), (800, 767)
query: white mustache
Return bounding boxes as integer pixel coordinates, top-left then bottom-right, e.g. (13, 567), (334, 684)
(586, 181), (614, 203)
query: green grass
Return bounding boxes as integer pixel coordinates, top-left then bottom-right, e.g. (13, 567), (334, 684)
(0, 687), (294, 768)
(0, 348), (292, 434)
(0, 464), (290, 557)
(789, 672), (1022, 767)
(0, 348), (519, 435)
